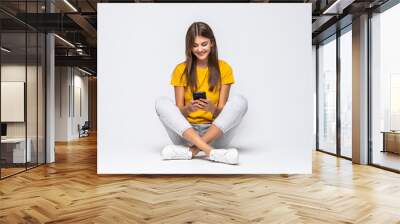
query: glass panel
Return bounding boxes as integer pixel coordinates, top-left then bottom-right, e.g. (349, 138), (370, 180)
(340, 29), (352, 158)
(26, 0), (39, 170)
(371, 4), (400, 171)
(0, 1), (46, 178)
(27, 31), (38, 169)
(38, 32), (45, 165)
(1, 31), (27, 177)
(318, 37), (337, 154)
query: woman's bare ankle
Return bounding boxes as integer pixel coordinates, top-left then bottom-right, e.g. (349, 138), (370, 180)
(190, 146), (200, 157)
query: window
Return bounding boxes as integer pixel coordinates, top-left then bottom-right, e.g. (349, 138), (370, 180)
(340, 29), (352, 158)
(318, 36), (337, 154)
(371, 2), (400, 171)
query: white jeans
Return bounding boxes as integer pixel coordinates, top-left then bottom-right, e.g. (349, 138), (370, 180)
(155, 94), (248, 148)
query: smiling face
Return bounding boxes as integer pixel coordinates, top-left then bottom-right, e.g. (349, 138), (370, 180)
(191, 36), (213, 63)
(184, 22), (220, 92)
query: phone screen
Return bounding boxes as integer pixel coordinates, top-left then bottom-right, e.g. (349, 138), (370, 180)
(193, 92), (206, 100)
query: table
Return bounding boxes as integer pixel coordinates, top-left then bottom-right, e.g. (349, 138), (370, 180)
(1, 138), (32, 163)
(381, 131), (400, 154)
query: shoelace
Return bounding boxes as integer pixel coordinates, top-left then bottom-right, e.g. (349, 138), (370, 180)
(173, 147), (189, 158)
(213, 151), (229, 161)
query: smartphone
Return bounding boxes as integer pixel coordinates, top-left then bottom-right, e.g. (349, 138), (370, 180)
(193, 92), (206, 100)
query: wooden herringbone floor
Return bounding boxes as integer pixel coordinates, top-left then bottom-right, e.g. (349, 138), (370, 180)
(1, 134), (400, 224)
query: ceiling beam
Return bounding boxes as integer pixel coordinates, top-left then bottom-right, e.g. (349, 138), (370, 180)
(67, 13), (97, 45)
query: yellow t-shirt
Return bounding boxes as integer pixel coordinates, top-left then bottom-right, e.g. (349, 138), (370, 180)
(170, 60), (235, 124)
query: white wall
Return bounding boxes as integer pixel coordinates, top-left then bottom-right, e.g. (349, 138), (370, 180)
(55, 67), (69, 141)
(1, 65), (30, 141)
(98, 3), (313, 174)
(1, 65), (26, 125)
(55, 67), (89, 141)
(1, 65), (41, 138)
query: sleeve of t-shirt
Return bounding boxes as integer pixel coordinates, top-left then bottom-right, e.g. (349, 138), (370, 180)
(170, 63), (187, 87)
(221, 61), (235, 85)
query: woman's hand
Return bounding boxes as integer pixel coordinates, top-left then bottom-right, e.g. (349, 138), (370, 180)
(195, 99), (217, 115)
(184, 100), (202, 113)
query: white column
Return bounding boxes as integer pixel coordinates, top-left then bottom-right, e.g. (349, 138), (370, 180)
(46, 33), (55, 163)
(352, 14), (369, 164)
(45, 0), (55, 163)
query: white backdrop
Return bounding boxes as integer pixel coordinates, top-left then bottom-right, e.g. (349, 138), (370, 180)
(98, 3), (313, 174)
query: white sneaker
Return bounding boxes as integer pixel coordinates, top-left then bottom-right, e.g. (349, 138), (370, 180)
(209, 149), (239, 165)
(161, 145), (192, 160)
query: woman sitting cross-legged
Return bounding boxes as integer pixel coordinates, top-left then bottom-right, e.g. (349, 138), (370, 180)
(155, 22), (248, 165)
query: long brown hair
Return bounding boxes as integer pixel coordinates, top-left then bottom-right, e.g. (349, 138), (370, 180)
(183, 22), (221, 92)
